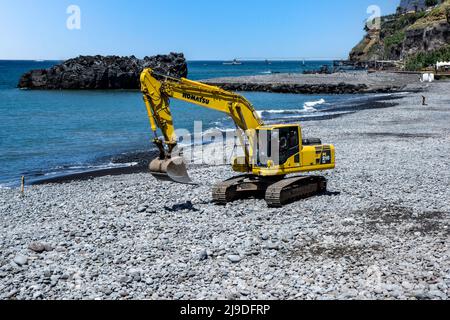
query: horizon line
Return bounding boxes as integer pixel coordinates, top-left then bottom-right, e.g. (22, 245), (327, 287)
(0, 57), (349, 62)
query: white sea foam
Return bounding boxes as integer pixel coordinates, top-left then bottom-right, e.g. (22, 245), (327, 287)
(303, 98), (326, 111)
(256, 98), (326, 118)
(175, 128), (237, 148)
(261, 110), (355, 124)
(256, 109), (303, 117)
(203, 127), (235, 134)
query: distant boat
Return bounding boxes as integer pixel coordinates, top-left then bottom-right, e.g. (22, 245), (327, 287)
(35, 59), (45, 62)
(223, 59), (242, 65)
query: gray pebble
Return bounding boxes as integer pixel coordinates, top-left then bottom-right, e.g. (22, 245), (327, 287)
(265, 242), (280, 250)
(28, 242), (46, 253)
(198, 249), (208, 261)
(138, 206), (147, 213)
(13, 255), (28, 266)
(227, 255), (242, 263)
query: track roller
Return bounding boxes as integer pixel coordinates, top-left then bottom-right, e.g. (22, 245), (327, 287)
(265, 176), (327, 208)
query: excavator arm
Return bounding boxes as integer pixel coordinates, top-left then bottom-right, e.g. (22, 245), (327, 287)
(140, 68), (263, 183)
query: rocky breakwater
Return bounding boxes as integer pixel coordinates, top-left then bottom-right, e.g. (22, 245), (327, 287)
(209, 82), (369, 94)
(204, 72), (421, 94)
(18, 53), (188, 90)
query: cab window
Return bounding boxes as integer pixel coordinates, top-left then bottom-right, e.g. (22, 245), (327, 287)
(279, 127), (299, 165)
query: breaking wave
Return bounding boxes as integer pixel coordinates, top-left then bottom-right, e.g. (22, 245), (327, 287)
(304, 98), (325, 111)
(256, 98), (326, 117)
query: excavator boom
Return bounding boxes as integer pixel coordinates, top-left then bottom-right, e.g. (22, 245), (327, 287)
(140, 69), (263, 141)
(140, 68), (263, 184)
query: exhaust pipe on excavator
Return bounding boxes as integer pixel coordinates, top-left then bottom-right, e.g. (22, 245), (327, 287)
(149, 157), (197, 185)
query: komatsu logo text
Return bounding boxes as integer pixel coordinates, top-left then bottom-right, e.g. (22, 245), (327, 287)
(182, 93), (210, 105)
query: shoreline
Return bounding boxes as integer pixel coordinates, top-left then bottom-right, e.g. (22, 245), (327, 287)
(24, 93), (406, 187)
(30, 165), (148, 186)
(28, 150), (158, 186)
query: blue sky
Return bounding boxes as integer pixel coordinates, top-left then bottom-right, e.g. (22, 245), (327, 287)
(0, 0), (398, 60)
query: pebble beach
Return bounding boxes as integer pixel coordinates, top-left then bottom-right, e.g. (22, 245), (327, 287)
(0, 81), (449, 300)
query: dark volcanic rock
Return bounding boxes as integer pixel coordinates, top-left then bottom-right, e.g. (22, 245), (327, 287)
(207, 82), (370, 94)
(303, 65), (332, 75)
(18, 53), (188, 89)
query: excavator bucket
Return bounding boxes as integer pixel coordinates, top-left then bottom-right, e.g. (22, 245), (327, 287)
(149, 157), (196, 185)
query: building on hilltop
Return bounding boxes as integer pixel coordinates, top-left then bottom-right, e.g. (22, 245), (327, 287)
(398, 0), (427, 13)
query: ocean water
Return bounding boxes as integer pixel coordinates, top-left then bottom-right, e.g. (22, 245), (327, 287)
(188, 60), (333, 80)
(0, 60), (377, 187)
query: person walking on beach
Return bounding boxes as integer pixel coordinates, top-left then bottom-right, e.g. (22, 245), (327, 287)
(422, 95), (427, 106)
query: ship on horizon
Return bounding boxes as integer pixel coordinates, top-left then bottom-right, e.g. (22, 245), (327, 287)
(223, 59), (242, 65)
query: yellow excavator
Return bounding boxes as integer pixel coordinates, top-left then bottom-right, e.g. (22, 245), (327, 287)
(140, 68), (335, 207)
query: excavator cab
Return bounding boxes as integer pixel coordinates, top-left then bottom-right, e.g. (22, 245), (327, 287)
(278, 126), (301, 165)
(252, 124), (334, 176)
(255, 125), (301, 168)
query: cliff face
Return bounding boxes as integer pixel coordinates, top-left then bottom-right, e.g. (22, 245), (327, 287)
(18, 53), (188, 89)
(403, 20), (449, 56)
(349, 0), (450, 64)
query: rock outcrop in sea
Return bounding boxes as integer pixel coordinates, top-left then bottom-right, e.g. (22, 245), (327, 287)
(18, 53), (188, 89)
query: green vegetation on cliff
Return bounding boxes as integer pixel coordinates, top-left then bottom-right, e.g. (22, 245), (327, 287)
(349, 10), (427, 62)
(349, 0), (450, 69)
(384, 31), (406, 56)
(405, 45), (450, 70)
(409, 1), (450, 29)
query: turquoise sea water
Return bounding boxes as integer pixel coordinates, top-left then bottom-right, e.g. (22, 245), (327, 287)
(0, 60), (373, 186)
